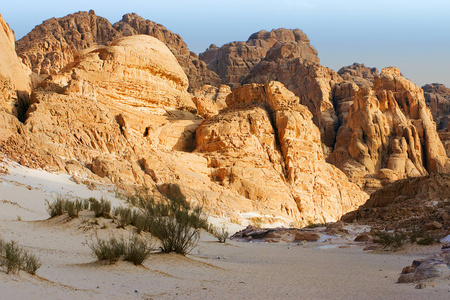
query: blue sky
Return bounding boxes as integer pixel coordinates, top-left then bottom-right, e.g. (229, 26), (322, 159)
(2, 0), (449, 87)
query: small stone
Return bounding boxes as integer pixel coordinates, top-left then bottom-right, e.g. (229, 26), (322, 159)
(415, 283), (427, 289)
(401, 266), (415, 274)
(425, 221), (443, 231)
(354, 233), (373, 243)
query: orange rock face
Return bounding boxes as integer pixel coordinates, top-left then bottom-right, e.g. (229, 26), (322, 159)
(329, 67), (450, 188)
(196, 82), (368, 223)
(199, 29), (319, 89)
(16, 11), (220, 91)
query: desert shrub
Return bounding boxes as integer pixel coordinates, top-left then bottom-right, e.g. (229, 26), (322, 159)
(46, 196), (83, 218)
(114, 207), (133, 228)
(249, 217), (263, 228)
(417, 235), (436, 245)
(45, 196), (66, 217)
(374, 230), (407, 249)
(138, 187), (206, 255)
(305, 223), (325, 229)
(89, 197), (112, 218)
(124, 235), (153, 265)
(64, 200), (78, 218)
(207, 224), (229, 243)
(22, 252), (41, 275)
(89, 235), (126, 264)
(0, 239), (41, 275)
(89, 234), (153, 265)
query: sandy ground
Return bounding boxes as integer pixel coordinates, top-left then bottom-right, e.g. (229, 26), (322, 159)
(0, 159), (449, 299)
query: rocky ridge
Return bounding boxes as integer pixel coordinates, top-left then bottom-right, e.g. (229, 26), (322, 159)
(195, 81), (367, 223)
(423, 83), (450, 157)
(199, 28), (319, 89)
(16, 11), (220, 91)
(342, 173), (450, 232)
(1, 15), (367, 225)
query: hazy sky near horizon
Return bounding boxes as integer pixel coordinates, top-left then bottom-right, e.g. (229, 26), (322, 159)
(2, 0), (449, 87)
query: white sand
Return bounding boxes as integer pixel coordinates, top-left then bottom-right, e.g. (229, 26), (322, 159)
(0, 159), (449, 299)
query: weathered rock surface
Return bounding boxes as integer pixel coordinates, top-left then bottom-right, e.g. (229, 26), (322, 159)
(230, 225), (320, 242)
(341, 173), (450, 232)
(193, 84), (231, 110)
(112, 13), (221, 91)
(199, 28), (319, 89)
(338, 63), (378, 88)
(55, 35), (193, 109)
(196, 81), (368, 224)
(0, 14), (31, 120)
(16, 11), (220, 92)
(398, 252), (450, 283)
(329, 67), (450, 188)
(7, 34), (355, 224)
(423, 83), (450, 157)
(244, 51), (341, 149)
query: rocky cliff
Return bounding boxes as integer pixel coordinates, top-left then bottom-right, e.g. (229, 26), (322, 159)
(423, 83), (450, 157)
(195, 81), (368, 223)
(342, 173), (450, 231)
(330, 67), (450, 189)
(2, 23), (366, 225)
(199, 28), (319, 89)
(16, 11), (220, 91)
(0, 13), (32, 119)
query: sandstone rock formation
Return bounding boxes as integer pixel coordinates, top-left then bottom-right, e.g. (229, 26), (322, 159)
(329, 67), (450, 188)
(199, 29), (319, 89)
(337, 63), (378, 88)
(59, 35), (193, 109)
(16, 11), (220, 91)
(423, 83), (450, 157)
(0, 14), (31, 119)
(243, 49), (341, 150)
(112, 13), (221, 91)
(3, 30), (367, 225)
(195, 81), (368, 224)
(192, 84), (232, 118)
(342, 173), (450, 233)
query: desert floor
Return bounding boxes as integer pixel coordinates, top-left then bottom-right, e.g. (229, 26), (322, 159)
(0, 159), (449, 300)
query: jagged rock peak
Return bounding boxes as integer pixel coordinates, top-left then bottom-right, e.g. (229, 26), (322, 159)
(422, 83), (450, 157)
(199, 28), (319, 89)
(329, 67), (450, 190)
(15, 11), (221, 91)
(338, 63), (378, 87)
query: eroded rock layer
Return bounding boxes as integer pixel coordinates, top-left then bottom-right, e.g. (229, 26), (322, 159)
(329, 67), (450, 189)
(16, 11), (220, 91)
(199, 28), (319, 89)
(423, 83), (450, 157)
(342, 173), (450, 232)
(195, 81), (368, 224)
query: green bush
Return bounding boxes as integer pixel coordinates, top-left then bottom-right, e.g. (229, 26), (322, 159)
(374, 230), (407, 249)
(0, 239), (41, 275)
(46, 196), (82, 218)
(89, 235), (126, 264)
(124, 235), (153, 265)
(417, 235), (436, 245)
(139, 187), (206, 255)
(89, 234), (153, 265)
(45, 196), (66, 217)
(65, 201), (78, 218)
(89, 197), (112, 218)
(207, 224), (229, 243)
